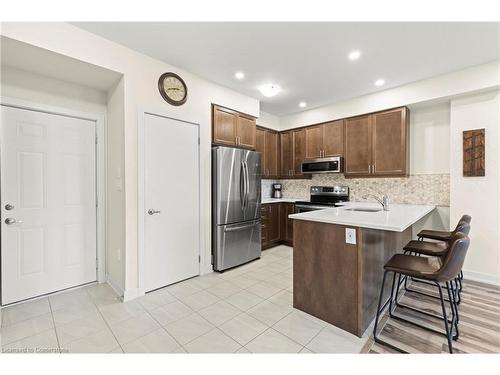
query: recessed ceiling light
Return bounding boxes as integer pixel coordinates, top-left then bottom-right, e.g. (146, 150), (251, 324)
(234, 71), (245, 80)
(348, 50), (361, 61)
(259, 84), (281, 98)
(374, 79), (386, 87)
(299, 102), (307, 108)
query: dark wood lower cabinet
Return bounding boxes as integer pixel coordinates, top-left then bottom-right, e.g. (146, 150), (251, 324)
(280, 203), (295, 246)
(261, 202), (295, 249)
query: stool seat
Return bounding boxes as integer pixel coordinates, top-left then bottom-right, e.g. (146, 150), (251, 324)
(384, 254), (443, 280)
(403, 240), (448, 256)
(417, 229), (452, 241)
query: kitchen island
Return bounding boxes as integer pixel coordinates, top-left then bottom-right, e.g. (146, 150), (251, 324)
(289, 202), (435, 337)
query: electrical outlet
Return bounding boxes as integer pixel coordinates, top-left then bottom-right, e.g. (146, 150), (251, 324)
(117, 248), (121, 261)
(345, 228), (356, 244)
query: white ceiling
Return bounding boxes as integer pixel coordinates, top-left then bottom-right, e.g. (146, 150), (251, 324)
(73, 22), (500, 115)
(1, 36), (122, 92)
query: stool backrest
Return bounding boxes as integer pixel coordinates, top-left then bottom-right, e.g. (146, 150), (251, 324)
(438, 232), (470, 282)
(457, 215), (472, 226)
(453, 221), (471, 236)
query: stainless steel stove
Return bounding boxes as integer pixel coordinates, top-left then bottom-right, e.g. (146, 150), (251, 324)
(295, 186), (349, 213)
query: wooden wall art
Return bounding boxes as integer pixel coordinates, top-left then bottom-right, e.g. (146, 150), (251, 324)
(463, 128), (485, 177)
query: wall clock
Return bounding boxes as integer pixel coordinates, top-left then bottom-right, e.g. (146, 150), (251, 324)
(158, 72), (188, 106)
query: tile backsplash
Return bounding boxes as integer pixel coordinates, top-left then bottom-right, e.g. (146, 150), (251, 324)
(263, 174), (449, 206)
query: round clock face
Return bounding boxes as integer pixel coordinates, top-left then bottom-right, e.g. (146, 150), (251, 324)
(158, 72), (187, 106)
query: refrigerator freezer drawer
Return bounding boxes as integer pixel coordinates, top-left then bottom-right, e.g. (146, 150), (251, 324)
(214, 219), (261, 271)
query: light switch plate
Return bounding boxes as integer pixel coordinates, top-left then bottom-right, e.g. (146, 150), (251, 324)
(345, 228), (356, 244)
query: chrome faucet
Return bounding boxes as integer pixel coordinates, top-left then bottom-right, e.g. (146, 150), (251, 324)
(362, 194), (390, 211)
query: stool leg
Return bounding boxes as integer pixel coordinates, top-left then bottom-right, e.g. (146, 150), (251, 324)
(455, 278), (462, 305)
(388, 272), (397, 318)
(373, 271), (406, 353)
(436, 282), (453, 353)
(373, 271), (388, 340)
(446, 281), (459, 341)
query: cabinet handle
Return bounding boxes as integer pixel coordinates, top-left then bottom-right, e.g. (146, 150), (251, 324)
(368, 165), (371, 173)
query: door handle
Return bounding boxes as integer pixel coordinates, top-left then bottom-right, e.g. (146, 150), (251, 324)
(244, 160), (250, 209)
(240, 161), (246, 210)
(5, 203), (15, 211)
(147, 209), (161, 215)
(4, 218), (23, 225)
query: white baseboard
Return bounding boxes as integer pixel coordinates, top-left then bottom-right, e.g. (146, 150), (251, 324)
(463, 270), (500, 286)
(106, 275), (125, 299)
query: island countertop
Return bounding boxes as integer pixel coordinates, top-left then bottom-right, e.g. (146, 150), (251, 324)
(289, 202), (435, 232)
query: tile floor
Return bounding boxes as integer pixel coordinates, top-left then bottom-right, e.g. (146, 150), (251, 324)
(0, 245), (367, 353)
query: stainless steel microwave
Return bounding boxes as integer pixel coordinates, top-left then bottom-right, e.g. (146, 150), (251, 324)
(301, 156), (343, 174)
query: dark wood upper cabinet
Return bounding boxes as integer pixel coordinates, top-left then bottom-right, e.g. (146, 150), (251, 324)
(266, 130), (279, 178)
(292, 128), (307, 175)
(323, 120), (344, 157)
(344, 115), (372, 176)
(257, 127), (279, 179)
(212, 104), (256, 149)
(305, 120), (344, 159)
(280, 131), (293, 177)
(344, 107), (409, 178)
(237, 114), (257, 149)
(255, 127), (266, 174)
(372, 107), (409, 176)
(212, 105), (238, 146)
(305, 125), (323, 159)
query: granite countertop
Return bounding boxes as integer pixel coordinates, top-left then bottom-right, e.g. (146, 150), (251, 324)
(261, 197), (303, 204)
(288, 202), (435, 232)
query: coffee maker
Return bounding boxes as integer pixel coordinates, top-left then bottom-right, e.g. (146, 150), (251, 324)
(272, 183), (282, 199)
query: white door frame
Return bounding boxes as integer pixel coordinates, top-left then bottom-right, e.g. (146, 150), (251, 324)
(0, 96), (106, 305)
(137, 109), (201, 300)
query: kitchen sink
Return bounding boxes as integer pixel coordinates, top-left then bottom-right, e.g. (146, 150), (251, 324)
(345, 207), (382, 212)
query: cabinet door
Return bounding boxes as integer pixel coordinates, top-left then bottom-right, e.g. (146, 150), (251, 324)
(280, 203), (295, 245)
(267, 204), (281, 243)
(344, 115), (372, 176)
(261, 205), (269, 247)
(236, 115), (256, 149)
(323, 120), (344, 157)
(305, 125), (323, 159)
(372, 108), (409, 176)
(292, 128), (307, 175)
(280, 131), (293, 177)
(266, 130), (279, 178)
(255, 127), (267, 176)
(213, 106), (237, 146)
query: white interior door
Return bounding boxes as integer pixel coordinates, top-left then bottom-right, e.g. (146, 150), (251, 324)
(1, 105), (97, 305)
(144, 113), (200, 292)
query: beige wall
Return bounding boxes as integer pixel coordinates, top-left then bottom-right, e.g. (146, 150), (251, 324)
(0, 65), (107, 114)
(1, 22), (260, 298)
(257, 110), (280, 130)
(279, 60), (500, 130)
(106, 78), (126, 291)
(450, 90), (500, 284)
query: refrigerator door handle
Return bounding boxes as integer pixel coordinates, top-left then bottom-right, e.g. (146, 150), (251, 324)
(244, 160), (250, 209)
(223, 219), (260, 232)
(239, 160), (245, 210)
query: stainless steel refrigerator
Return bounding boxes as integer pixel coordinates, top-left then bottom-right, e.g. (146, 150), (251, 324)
(212, 146), (261, 271)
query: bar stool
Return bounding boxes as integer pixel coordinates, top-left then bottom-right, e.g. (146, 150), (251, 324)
(417, 215), (471, 291)
(373, 232), (470, 354)
(404, 220), (471, 304)
(417, 215), (472, 241)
